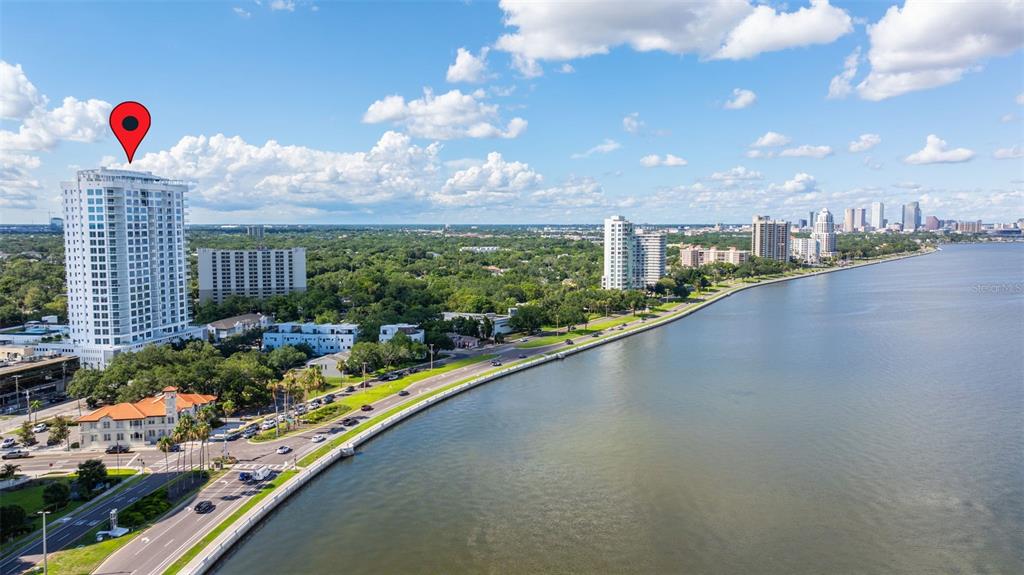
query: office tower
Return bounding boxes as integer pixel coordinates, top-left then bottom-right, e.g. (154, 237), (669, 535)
(49, 217), (64, 230)
(797, 219), (808, 229)
(247, 225), (265, 242)
(812, 208), (837, 257)
(902, 202), (921, 232)
(62, 169), (196, 368)
(853, 208), (866, 231)
(601, 216), (665, 290)
(633, 228), (667, 287)
(924, 215), (940, 231)
(871, 202), (884, 228)
(751, 216), (791, 262)
(197, 248), (307, 303)
(844, 208), (855, 232)
(809, 211), (817, 229)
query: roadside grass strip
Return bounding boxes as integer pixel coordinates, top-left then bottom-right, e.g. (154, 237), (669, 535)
(516, 315), (641, 348)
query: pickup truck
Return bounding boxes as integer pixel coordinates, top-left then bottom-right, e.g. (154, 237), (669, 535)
(2, 449), (30, 460)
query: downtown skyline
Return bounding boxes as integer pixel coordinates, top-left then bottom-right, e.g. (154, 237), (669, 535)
(1, 0), (1023, 225)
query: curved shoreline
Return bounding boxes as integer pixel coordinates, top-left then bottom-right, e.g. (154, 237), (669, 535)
(177, 248), (937, 575)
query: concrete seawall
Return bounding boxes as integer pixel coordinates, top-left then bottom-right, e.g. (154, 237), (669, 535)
(181, 249), (935, 574)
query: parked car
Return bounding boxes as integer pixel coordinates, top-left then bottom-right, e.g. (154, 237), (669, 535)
(105, 444), (130, 454)
(308, 399), (321, 409)
(193, 500), (215, 514)
(259, 420), (277, 431)
(2, 449), (29, 459)
(312, 434), (326, 443)
(276, 445), (292, 454)
(294, 405), (307, 415)
(32, 423), (48, 433)
(345, 386), (356, 393)
(0, 438), (16, 449)
(241, 428), (257, 439)
(360, 404), (374, 412)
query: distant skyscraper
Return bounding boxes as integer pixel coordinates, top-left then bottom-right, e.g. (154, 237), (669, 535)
(809, 211), (817, 228)
(902, 202), (921, 232)
(601, 216), (665, 290)
(49, 217), (63, 230)
(853, 208), (866, 231)
(247, 225), (265, 242)
(797, 218), (808, 229)
(870, 202), (884, 228)
(751, 216), (791, 262)
(62, 169), (196, 368)
(924, 215), (940, 231)
(812, 208), (837, 257)
(844, 208), (855, 232)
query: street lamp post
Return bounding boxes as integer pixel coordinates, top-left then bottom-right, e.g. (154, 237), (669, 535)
(37, 510), (51, 574)
(25, 390), (32, 423)
(428, 344), (435, 371)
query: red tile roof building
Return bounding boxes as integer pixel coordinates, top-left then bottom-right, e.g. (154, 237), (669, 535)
(77, 386), (216, 449)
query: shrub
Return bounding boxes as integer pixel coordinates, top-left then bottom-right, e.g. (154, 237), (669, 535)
(42, 482), (71, 511)
(119, 488), (171, 527)
(0, 505), (29, 542)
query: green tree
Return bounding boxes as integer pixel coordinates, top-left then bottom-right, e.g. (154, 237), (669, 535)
(15, 421), (35, 446)
(76, 459), (108, 495)
(509, 305), (544, 333)
(0, 464), (20, 480)
(49, 415), (71, 450)
(267, 345), (308, 374)
(28, 400), (42, 422)
(0, 505), (28, 542)
(42, 482), (71, 511)
(347, 342), (383, 374)
(157, 436), (174, 471)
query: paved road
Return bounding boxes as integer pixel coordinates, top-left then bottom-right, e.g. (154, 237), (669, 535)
(0, 398), (87, 434)
(0, 472), (172, 575)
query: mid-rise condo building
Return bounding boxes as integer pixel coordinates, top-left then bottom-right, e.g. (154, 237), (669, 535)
(678, 245), (750, 267)
(812, 208), (837, 258)
(262, 322), (359, 355)
(601, 215), (666, 289)
(751, 216), (791, 262)
(197, 248), (307, 304)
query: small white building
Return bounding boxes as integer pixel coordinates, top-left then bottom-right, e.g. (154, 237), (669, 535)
(791, 237), (821, 263)
(379, 324), (425, 343)
(77, 387), (216, 449)
(441, 312), (513, 335)
(206, 313), (274, 342)
(262, 322), (360, 356)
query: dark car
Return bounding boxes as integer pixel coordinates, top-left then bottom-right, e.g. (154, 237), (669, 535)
(397, 390), (410, 397)
(194, 500), (215, 514)
(105, 444), (130, 454)
(323, 394), (335, 404)
(342, 418), (359, 426)
(238, 471), (253, 482)
(168, 443), (182, 452)
(564, 339), (574, 345)
(345, 386), (356, 393)
(360, 404), (374, 412)
(518, 354), (527, 359)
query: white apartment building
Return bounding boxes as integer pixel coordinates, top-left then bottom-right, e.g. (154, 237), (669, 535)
(791, 237), (821, 263)
(77, 386), (216, 449)
(379, 323), (425, 343)
(441, 312), (513, 335)
(61, 169), (199, 369)
(871, 202), (885, 228)
(751, 216), (791, 262)
(601, 216), (666, 290)
(678, 245), (750, 267)
(197, 247), (307, 304)
(812, 208), (837, 257)
(262, 322), (359, 356)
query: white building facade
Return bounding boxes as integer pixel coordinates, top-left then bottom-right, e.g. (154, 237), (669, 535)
(262, 322), (359, 355)
(812, 208), (837, 258)
(871, 202), (885, 229)
(791, 237), (821, 263)
(379, 323), (425, 343)
(197, 248), (307, 304)
(679, 245), (750, 267)
(61, 169), (199, 368)
(601, 216), (666, 290)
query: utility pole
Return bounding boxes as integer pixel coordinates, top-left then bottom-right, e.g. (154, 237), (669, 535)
(361, 362), (367, 388)
(13, 375), (21, 410)
(25, 390), (32, 423)
(38, 510), (51, 574)
(428, 344), (435, 371)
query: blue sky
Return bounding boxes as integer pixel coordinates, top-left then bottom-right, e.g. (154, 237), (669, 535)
(1, 0), (1022, 224)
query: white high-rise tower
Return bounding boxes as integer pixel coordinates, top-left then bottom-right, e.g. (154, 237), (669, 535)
(812, 208), (837, 258)
(62, 169), (199, 368)
(870, 202), (884, 228)
(601, 216), (665, 290)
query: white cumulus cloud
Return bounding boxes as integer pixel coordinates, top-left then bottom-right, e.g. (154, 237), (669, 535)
(363, 88), (527, 140)
(848, 133), (881, 152)
(640, 154), (687, 167)
(269, 0), (295, 12)
(857, 0), (1024, 101)
(439, 151), (543, 205)
(715, 0), (852, 60)
(779, 145), (833, 158)
(827, 47), (860, 99)
(623, 112), (645, 134)
(709, 165), (762, 183)
(723, 88), (757, 109)
(446, 47), (490, 84)
(904, 135), (975, 164)
(993, 145), (1023, 160)
(0, 61), (45, 120)
(752, 131), (791, 148)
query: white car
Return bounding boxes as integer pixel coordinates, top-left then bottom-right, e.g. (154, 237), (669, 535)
(276, 445), (292, 454)
(32, 423), (48, 433)
(0, 438), (16, 449)
(311, 434), (326, 443)
(259, 420), (278, 431)
(308, 400), (321, 409)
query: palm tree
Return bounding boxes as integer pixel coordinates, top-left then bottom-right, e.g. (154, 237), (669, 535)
(176, 413), (196, 480)
(194, 421), (211, 472)
(157, 436), (174, 472)
(29, 399), (43, 423)
(267, 378), (283, 438)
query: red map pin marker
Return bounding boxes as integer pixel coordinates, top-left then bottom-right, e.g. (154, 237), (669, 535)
(109, 101), (151, 163)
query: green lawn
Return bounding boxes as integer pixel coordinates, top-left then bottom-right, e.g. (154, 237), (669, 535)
(163, 470), (298, 575)
(248, 355), (494, 444)
(1, 468), (137, 542)
(42, 529), (142, 575)
(517, 315), (641, 348)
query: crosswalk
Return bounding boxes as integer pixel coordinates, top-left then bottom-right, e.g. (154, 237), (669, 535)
(232, 463), (288, 471)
